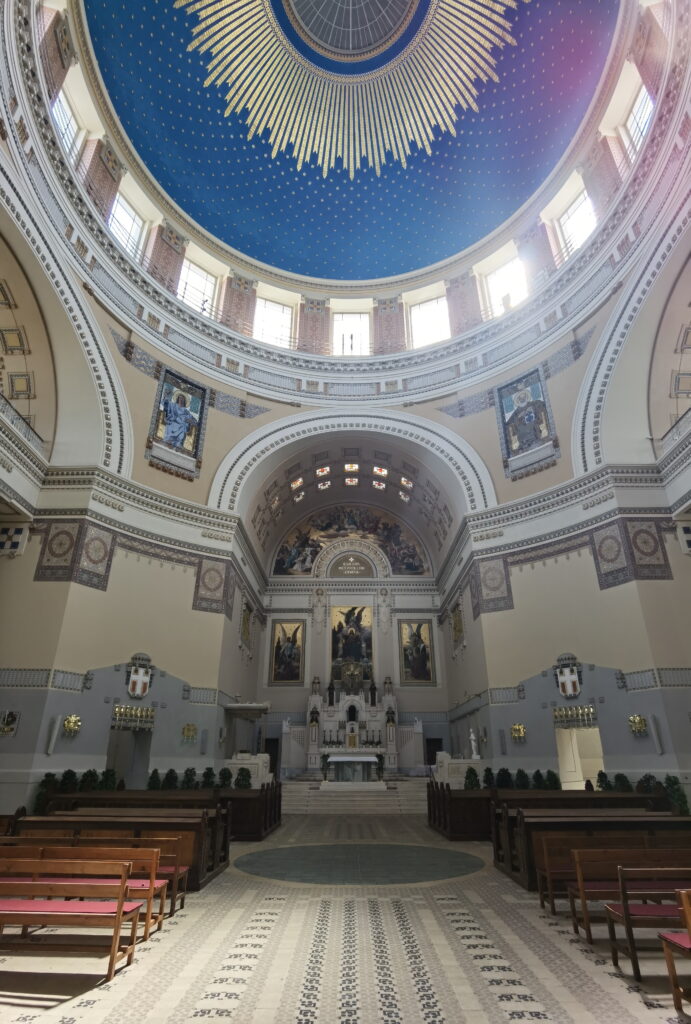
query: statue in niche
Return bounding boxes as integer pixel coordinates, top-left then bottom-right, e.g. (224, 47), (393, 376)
(386, 707), (396, 725)
(327, 681), (335, 707)
(369, 681), (377, 707)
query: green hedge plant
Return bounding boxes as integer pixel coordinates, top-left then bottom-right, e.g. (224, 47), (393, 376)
(464, 766), (481, 790)
(514, 769), (531, 790)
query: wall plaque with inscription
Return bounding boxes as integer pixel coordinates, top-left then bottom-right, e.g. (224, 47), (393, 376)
(328, 554), (374, 578)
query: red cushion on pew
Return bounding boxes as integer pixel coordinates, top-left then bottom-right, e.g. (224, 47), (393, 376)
(659, 931), (691, 950)
(0, 899), (143, 914)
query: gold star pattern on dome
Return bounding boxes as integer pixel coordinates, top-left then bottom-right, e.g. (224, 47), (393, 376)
(174, 0), (529, 179)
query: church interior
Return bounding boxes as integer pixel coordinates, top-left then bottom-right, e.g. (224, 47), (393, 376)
(1, 0), (691, 1020)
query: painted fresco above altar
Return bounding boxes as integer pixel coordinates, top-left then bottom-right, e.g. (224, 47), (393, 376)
(272, 506), (430, 576)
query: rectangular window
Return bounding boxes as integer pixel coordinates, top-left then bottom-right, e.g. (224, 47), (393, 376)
(333, 312), (370, 356)
(624, 85), (654, 159)
(409, 296), (450, 348)
(345, 477), (359, 486)
(177, 259), (216, 316)
(52, 91), (79, 162)
(557, 191), (597, 260)
(108, 193), (144, 257)
(315, 466), (330, 477)
(254, 297), (293, 348)
(317, 480), (331, 490)
(484, 257), (528, 319)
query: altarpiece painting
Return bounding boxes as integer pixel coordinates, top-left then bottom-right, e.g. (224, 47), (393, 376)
(270, 621), (305, 685)
(399, 621), (435, 684)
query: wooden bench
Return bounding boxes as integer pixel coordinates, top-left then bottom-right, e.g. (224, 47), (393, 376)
(570, 848), (691, 945)
(508, 811), (689, 890)
(605, 866), (691, 982)
(0, 858), (142, 981)
(659, 888), (691, 1013)
(13, 811), (219, 890)
(535, 831), (649, 914)
(536, 829), (691, 915)
(75, 835), (189, 916)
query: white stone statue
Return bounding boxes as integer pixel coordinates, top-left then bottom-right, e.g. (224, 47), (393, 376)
(469, 727), (479, 759)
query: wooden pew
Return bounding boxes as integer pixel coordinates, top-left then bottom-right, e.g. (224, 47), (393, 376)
(12, 811), (220, 890)
(535, 831), (649, 914)
(659, 888), (691, 1013)
(43, 846), (166, 940)
(0, 858), (142, 981)
(75, 834), (189, 916)
(508, 810), (689, 890)
(570, 848), (691, 944)
(606, 865), (691, 981)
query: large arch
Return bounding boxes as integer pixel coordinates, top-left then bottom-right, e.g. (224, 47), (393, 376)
(209, 408), (497, 518)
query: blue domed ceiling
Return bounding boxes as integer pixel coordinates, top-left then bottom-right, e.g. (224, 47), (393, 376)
(82, 0), (619, 280)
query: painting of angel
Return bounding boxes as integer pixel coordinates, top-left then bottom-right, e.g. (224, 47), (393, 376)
(270, 621), (305, 685)
(399, 621), (435, 684)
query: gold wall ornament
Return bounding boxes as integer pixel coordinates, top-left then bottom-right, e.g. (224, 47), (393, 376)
(62, 714), (82, 736)
(628, 714), (648, 736)
(174, 0), (529, 179)
(182, 723), (198, 743)
(510, 722), (526, 742)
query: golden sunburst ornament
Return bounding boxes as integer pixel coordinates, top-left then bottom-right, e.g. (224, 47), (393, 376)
(174, 0), (529, 179)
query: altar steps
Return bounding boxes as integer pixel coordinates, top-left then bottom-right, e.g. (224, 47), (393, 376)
(282, 778), (428, 815)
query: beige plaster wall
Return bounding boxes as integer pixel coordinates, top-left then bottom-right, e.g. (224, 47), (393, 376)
(480, 547), (655, 685)
(50, 547), (226, 684)
(89, 299), (295, 502)
(0, 535), (69, 667)
(414, 294), (617, 507)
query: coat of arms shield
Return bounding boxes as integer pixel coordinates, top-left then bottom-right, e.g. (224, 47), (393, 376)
(556, 665), (580, 698)
(127, 664), (151, 699)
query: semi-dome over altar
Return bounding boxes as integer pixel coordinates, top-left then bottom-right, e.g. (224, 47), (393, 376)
(81, 0), (619, 280)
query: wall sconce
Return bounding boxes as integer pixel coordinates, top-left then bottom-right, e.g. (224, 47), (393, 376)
(510, 723), (526, 743)
(62, 714), (82, 737)
(628, 714), (648, 736)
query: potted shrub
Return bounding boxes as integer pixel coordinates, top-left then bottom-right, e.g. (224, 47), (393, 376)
(147, 768), (162, 790)
(98, 768), (117, 791)
(635, 773), (657, 793)
(58, 769), (79, 793)
(181, 767), (198, 790)
(482, 766), (495, 789)
(664, 775), (689, 815)
(531, 770), (545, 790)
(514, 768), (531, 790)
(218, 767), (232, 789)
(544, 769), (561, 790)
(202, 767), (216, 788)
(464, 766), (480, 790)
(496, 767), (513, 789)
(79, 769), (99, 792)
(613, 772), (633, 792)
(596, 770), (613, 791)
(33, 772), (59, 814)
(234, 766), (252, 789)
(161, 768), (179, 790)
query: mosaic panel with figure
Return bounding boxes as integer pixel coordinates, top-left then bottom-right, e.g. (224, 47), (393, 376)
(273, 505), (429, 576)
(150, 369), (206, 458)
(498, 369), (552, 458)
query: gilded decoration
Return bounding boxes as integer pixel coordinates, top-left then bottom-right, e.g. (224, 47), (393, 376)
(174, 0), (529, 178)
(273, 506), (429, 576)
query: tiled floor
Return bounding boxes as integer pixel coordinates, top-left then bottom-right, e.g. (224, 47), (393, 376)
(1, 815), (686, 1023)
